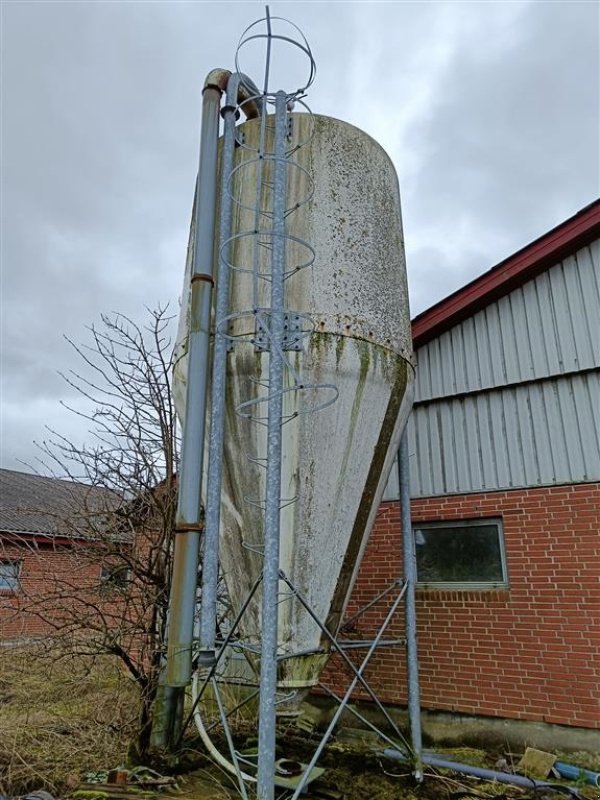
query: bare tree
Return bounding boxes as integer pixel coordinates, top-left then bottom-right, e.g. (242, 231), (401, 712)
(8, 306), (179, 760)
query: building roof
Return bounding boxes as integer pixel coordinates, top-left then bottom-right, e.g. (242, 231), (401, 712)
(412, 199), (600, 348)
(0, 468), (117, 540)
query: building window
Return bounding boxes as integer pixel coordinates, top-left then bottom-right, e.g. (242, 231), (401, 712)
(414, 519), (507, 589)
(100, 565), (130, 591)
(0, 560), (22, 593)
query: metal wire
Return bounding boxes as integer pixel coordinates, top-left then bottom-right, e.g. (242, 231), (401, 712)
(235, 13), (316, 100)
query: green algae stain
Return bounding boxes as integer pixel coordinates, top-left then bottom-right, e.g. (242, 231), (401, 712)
(335, 333), (346, 367)
(333, 338), (371, 506)
(309, 331), (332, 361)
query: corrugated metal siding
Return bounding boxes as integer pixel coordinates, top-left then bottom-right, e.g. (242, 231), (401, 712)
(414, 240), (600, 403)
(383, 371), (600, 499)
(384, 238), (600, 499)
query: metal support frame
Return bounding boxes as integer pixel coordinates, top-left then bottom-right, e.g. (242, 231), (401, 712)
(286, 578), (411, 799)
(280, 575), (411, 743)
(256, 90), (289, 800)
(186, 572), (415, 800)
(398, 430), (423, 779)
(200, 72), (262, 668)
(164, 8), (421, 797)
(186, 569), (415, 798)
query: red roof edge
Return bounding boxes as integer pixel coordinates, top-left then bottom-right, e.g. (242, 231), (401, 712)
(411, 199), (600, 348)
(1, 529), (91, 547)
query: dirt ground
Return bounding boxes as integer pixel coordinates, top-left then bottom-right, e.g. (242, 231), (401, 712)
(173, 751), (600, 800)
(168, 736), (600, 800)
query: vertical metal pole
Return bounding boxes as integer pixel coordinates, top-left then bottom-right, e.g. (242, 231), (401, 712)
(198, 80), (239, 667)
(257, 90), (288, 800)
(162, 78), (225, 745)
(199, 75), (262, 668)
(398, 429), (423, 780)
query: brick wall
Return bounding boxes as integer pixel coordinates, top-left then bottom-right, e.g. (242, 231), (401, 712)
(322, 483), (600, 730)
(0, 537), (108, 639)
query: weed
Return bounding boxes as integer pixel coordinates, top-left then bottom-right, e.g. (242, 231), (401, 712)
(0, 643), (137, 795)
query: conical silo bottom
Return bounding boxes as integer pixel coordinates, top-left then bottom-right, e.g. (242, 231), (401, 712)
(218, 333), (413, 694)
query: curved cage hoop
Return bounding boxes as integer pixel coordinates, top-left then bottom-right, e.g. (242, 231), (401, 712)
(226, 156), (315, 219)
(219, 230), (316, 278)
(235, 13), (316, 99)
(236, 382), (339, 424)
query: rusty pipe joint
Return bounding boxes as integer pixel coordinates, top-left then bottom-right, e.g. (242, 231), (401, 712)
(203, 68), (232, 94)
(203, 69), (262, 120)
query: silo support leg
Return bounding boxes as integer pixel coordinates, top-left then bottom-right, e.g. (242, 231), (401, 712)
(279, 575), (413, 800)
(398, 430), (423, 780)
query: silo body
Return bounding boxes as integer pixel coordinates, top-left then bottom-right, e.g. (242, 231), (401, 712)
(216, 113), (414, 689)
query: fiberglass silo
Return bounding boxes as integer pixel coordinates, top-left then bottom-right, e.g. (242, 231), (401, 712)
(214, 111), (414, 692)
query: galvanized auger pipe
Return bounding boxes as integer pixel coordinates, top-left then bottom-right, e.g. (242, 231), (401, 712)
(199, 72), (262, 669)
(163, 67), (263, 744)
(162, 68), (230, 743)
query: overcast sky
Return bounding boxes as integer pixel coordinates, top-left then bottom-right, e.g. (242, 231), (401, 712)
(1, 0), (599, 472)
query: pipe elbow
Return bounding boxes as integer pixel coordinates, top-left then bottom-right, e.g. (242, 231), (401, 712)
(236, 74), (263, 119)
(223, 73), (263, 119)
(204, 68), (232, 93)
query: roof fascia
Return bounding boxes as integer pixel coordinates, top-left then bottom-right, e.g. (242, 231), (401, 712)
(411, 200), (600, 348)
(0, 529), (90, 547)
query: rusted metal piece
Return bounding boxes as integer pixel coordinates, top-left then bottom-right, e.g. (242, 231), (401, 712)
(203, 68), (232, 93)
(107, 770), (128, 785)
(236, 75), (262, 119)
(190, 273), (215, 286)
(174, 522), (205, 533)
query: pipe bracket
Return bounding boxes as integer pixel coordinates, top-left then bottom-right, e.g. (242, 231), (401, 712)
(174, 523), (206, 533)
(191, 273), (215, 286)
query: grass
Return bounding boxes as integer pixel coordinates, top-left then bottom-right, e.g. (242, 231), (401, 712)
(2, 647), (599, 799)
(0, 643), (137, 796)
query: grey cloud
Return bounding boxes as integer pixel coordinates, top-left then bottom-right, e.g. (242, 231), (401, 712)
(1, 1), (598, 469)
(401, 1), (599, 311)
(1, 1), (358, 468)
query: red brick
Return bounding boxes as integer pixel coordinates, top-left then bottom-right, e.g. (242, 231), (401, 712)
(320, 482), (600, 731)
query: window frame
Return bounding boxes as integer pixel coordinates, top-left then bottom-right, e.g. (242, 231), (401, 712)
(99, 564), (130, 592)
(0, 559), (23, 594)
(413, 517), (508, 590)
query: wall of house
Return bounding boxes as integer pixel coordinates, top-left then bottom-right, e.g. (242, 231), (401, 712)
(322, 482), (600, 730)
(0, 538), (106, 640)
(384, 240), (600, 500)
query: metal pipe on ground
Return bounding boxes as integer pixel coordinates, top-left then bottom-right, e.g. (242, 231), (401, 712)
(555, 762), (600, 787)
(382, 749), (582, 797)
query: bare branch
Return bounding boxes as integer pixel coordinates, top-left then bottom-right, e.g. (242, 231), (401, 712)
(6, 306), (182, 760)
